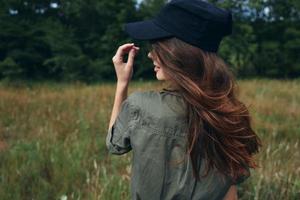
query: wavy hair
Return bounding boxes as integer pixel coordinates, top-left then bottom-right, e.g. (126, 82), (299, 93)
(148, 37), (262, 182)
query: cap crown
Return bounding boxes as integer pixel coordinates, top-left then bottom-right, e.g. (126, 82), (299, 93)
(153, 0), (232, 52)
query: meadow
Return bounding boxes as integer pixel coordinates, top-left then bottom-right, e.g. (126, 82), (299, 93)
(0, 79), (299, 200)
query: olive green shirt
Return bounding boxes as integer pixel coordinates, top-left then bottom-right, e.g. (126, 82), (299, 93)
(106, 88), (249, 200)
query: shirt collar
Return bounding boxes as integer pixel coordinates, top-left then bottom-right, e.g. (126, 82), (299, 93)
(160, 88), (182, 97)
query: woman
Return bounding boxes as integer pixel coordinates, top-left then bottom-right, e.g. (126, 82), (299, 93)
(106, 0), (261, 199)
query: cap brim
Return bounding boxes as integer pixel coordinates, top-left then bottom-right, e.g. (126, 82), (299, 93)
(124, 19), (173, 41)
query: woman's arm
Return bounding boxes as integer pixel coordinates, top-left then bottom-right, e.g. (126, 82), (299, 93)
(223, 185), (238, 200)
(108, 43), (139, 130)
(108, 83), (128, 130)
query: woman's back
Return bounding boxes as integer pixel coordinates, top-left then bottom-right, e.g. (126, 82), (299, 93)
(106, 89), (243, 200)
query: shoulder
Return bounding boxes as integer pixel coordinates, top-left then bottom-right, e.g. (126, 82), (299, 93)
(128, 89), (186, 117)
(127, 90), (161, 106)
(128, 89), (183, 103)
(129, 90), (160, 98)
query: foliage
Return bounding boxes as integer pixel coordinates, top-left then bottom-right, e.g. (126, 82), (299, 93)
(0, 0), (299, 82)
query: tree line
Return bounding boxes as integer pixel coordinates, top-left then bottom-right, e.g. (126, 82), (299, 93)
(0, 0), (299, 83)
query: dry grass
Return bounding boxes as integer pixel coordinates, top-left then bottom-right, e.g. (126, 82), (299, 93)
(0, 79), (299, 199)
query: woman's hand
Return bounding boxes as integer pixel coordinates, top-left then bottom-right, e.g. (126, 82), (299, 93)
(112, 43), (140, 86)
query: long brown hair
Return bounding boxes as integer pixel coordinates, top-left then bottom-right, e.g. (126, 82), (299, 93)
(148, 37), (262, 182)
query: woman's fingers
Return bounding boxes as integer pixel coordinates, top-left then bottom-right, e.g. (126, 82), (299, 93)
(126, 48), (139, 69)
(113, 43), (135, 64)
(111, 43), (140, 84)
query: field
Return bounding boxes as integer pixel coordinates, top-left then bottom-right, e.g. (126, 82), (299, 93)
(0, 79), (299, 200)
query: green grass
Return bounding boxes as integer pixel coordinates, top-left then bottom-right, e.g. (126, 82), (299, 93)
(0, 79), (299, 199)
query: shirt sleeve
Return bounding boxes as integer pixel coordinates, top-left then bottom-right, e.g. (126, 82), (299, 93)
(106, 93), (140, 155)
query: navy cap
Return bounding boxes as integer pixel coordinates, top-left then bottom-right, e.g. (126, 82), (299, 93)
(124, 0), (232, 52)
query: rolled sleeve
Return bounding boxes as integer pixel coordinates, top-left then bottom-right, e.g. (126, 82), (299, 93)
(106, 93), (140, 155)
